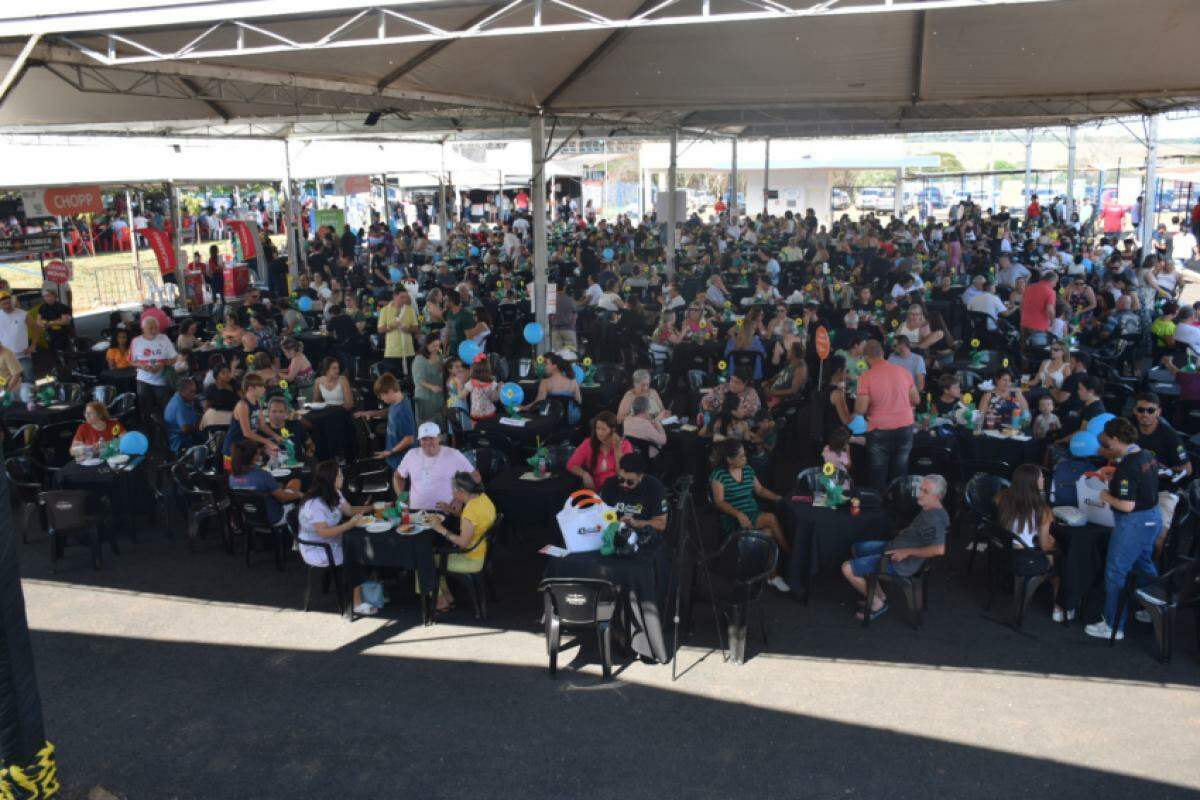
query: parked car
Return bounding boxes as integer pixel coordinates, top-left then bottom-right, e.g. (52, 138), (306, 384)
(831, 188), (851, 211)
(856, 188), (883, 210)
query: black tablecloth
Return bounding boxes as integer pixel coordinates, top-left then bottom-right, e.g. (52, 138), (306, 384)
(966, 432), (1043, 470)
(301, 405), (356, 461)
(296, 332), (338, 365)
(1054, 522), (1111, 622)
(474, 414), (558, 450)
(785, 501), (893, 595)
(343, 528), (438, 619)
(97, 368), (137, 395)
(2, 402), (85, 428)
(486, 466), (579, 529)
(543, 541), (672, 663)
(53, 458), (149, 541)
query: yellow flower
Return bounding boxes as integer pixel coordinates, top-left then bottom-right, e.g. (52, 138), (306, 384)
(718, 360), (728, 371)
(891, 319), (899, 328)
(582, 357), (592, 367)
(795, 318), (804, 327)
(962, 392), (974, 405)
(805, 283), (814, 292)
(875, 299), (883, 307)
(1002, 358), (1009, 367)
(724, 300), (732, 309)
(0, 377), (6, 387)
(736, 319), (744, 327)
(822, 461), (836, 477)
(280, 428), (290, 438)
(698, 321), (707, 330)
(602, 509), (619, 524)
(536, 355), (545, 364)
(417, 315), (424, 323)
(278, 380), (289, 390)
(856, 360), (867, 371)
(216, 323), (225, 331)
(970, 338), (980, 348)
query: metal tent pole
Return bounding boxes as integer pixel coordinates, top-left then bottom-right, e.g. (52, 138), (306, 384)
(124, 189), (140, 270)
(168, 181), (188, 306)
(762, 137), (771, 216)
(894, 167), (904, 218)
(379, 173), (390, 230)
(666, 129), (678, 279)
(283, 141), (304, 277)
(1140, 114), (1159, 255)
(530, 115), (550, 356)
(1066, 124), (1077, 220)
(730, 137), (738, 222)
(1023, 129), (1034, 216)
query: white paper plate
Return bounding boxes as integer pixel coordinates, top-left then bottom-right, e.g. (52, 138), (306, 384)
(80, 457), (103, 467)
(107, 454), (130, 465)
(364, 521), (394, 533)
(306, 402), (327, 410)
(270, 468), (292, 478)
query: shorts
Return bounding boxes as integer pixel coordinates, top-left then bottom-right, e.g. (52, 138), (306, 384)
(847, 540), (899, 577)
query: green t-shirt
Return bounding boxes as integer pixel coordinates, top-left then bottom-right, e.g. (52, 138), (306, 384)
(448, 308), (475, 349)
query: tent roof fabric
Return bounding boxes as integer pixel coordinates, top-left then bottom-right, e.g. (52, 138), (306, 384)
(0, 0), (1196, 141)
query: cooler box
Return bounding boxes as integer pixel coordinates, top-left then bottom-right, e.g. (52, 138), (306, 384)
(223, 263), (250, 299)
(183, 270), (205, 304)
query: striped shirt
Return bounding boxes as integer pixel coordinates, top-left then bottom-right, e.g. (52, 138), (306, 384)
(711, 466), (758, 517)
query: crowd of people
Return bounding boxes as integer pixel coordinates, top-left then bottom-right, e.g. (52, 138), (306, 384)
(7, 182), (1200, 641)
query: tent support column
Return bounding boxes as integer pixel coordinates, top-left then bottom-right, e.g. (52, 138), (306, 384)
(730, 137), (738, 221)
(167, 181), (188, 306)
(762, 137), (771, 216)
(1140, 114), (1159, 255)
(530, 115), (549, 356)
(666, 129), (678, 279)
(379, 173), (390, 229)
(1066, 124), (1077, 219)
(1023, 129), (1034, 215)
(124, 189), (141, 272)
(894, 168), (904, 218)
(283, 141), (303, 277)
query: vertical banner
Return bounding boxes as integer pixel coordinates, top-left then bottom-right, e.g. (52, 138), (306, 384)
(142, 227), (176, 276)
(227, 220), (258, 262)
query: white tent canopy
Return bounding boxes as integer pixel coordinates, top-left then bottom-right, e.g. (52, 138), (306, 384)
(0, 0), (1197, 141)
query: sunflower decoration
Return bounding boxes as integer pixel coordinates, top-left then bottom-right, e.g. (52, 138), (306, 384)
(582, 357), (593, 367)
(856, 359), (867, 371)
(698, 320), (708, 330)
(970, 338), (981, 348)
(280, 427), (291, 438)
(278, 380), (289, 390)
(962, 392), (974, 406)
(822, 461), (837, 477)
(724, 300), (732, 309)
(536, 355), (545, 364)
(805, 283), (815, 293)
(736, 318), (744, 328)
(875, 299), (883, 307)
(717, 360), (728, 371)
(602, 509), (619, 525)
(891, 319), (899, 328)
(417, 314), (425, 324)
(0, 377), (6, 387)
(1002, 358), (1009, 367)
(216, 323), (225, 332)
(795, 318), (805, 328)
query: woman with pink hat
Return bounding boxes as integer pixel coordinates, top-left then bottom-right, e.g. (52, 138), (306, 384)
(131, 307), (176, 419)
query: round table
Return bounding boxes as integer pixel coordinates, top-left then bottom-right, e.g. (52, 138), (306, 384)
(298, 405), (357, 461)
(54, 457), (150, 544)
(1053, 521), (1111, 623)
(784, 500), (894, 598)
(486, 465), (580, 530)
(343, 526), (439, 624)
(473, 414), (559, 451)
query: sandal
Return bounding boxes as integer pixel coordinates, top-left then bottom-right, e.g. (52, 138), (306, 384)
(854, 602), (889, 622)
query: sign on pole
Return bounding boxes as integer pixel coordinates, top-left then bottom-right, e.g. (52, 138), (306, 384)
(815, 326), (831, 360)
(20, 186), (104, 218)
(43, 260), (72, 285)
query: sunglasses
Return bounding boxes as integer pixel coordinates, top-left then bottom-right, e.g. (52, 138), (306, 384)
(1134, 406), (1159, 414)
(618, 477), (638, 487)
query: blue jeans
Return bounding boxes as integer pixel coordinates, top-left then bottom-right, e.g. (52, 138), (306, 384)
(1103, 506), (1161, 632)
(866, 426), (913, 491)
(847, 540), (899, 577)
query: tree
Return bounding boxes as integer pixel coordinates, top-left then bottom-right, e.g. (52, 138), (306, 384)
(924, 151), (966, 173)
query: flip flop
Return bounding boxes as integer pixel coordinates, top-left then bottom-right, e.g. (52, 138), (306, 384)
(854, 602), (889, 622)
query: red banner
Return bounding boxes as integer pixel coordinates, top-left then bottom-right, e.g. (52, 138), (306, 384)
(227, 220), (258, 261)
(142, 227), (176, 276)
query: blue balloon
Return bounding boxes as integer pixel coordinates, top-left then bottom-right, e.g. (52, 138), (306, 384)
(119, 431), (149, 456)
(469, 245), (480, 257)
(523, 322), (544, 345)
(572, 364), (585, 383)
(457, 340), (482, 363)
(1070, 431), (1101, 458)
(1086, 413), (1116, 436)
(602, 247), (614, 262)
(848, 415), (868, 435)
(297, 296), (313, 312)
(499, 382), (524, 408)
(388, 266), (403, 282)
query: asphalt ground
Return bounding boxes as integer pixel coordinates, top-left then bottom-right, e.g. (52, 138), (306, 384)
(16, 506), (1200, 800)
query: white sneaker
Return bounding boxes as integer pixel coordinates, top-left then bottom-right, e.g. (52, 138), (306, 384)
(1052, 607), (1077, 623)
(768, 575), (791, 593)
(1084, 620), (1123, 640)
(353, 602), (379, 616)
(1134, 609), (1152, 624)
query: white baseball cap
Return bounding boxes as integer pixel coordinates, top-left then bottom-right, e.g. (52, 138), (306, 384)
(417, 422), (441, 439)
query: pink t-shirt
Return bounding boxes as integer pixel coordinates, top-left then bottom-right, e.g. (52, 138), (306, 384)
(396, 446), (475, 510)
(857, 360), (915, 431)
(1020, 280), (1056, 332)
(567, 437), (633, 489)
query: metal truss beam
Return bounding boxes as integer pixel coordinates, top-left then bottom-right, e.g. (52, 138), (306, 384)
(24, 0), (1058, 69)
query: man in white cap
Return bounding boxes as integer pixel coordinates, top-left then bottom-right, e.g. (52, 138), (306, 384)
(393, 422), (481, 512)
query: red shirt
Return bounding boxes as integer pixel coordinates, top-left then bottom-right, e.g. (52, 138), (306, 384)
(857, 360), (915, 431)
(1020, 280), (1056, 332)
(566, 438), (633, 490)
(1101, 204), (1127, 234)
(1026, 201), (1041, 219)
(74, 420), (123, 447)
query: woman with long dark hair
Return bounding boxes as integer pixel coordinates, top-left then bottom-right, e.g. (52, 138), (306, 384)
(566, 411), (633, 490)
(297, 460), (372, 614)
(708, 438), (789, 591)
(996, 464), (1061, 620)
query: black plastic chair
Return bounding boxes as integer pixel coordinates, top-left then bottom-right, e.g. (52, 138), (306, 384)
(5, 456), (46, 543)
(544, 444), (575, 473)
(4, 423), (39, 461)
(108, 392), (138, 430)
(228, 489), (290, 571)
(462, 447), (509, 483)
(539, 577), (622, 680)
(170, 460), (232, 553)
(37, 420), (81, 469)
(298, 537), (346, 615)
(705, 530), (779, 665)
(39, 489), (111, 572)
(961, 473), (1010, 574)
(1110, 558), (1200, 663)
(793, 466), (825, 498)
(885, 474), (925, 530)
(92, 384), (117, 406)
(983, 520), (1058, 628)
(345, 457), (392, 504)
(441, 513), (502, 620)
(862, 551), (939, 630)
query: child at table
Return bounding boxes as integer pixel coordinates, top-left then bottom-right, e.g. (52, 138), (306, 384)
(465, 357), (499, 422)
(821, 426), (852, 474)
(445, 358), (472, 431)
(1032, 395), (1062, 440)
